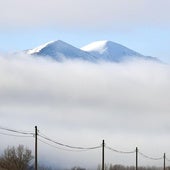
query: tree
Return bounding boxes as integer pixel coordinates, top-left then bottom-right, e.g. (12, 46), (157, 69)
(71, 167), (86, 170)
(0, 145), (33, 170)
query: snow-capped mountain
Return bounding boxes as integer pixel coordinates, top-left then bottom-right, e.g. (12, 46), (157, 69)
(26, 40), (158, 62)
(27, 40), (95, 61)
(81, 40), (153, 62)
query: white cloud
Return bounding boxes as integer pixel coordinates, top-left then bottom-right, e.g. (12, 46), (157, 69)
(0, 54), (170, 168)
(1, 0), (170, 28)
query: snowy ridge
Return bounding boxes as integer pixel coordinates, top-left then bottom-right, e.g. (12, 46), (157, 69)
(81, 40), (144, 62)
(81, 40), (109, 54)
(27, 41), (56, 54)
(26, 40), (159, 62)
(26, 40), (95, 61)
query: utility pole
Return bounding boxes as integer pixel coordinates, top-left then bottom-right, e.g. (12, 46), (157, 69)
(102, 140), (105, 170)
(35, 126), (38, 170)
(136, 147), (138, 170)
(164, 153), (166, 170)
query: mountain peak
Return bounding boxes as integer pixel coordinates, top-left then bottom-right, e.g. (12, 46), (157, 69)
(81, 40), (138, 53)
(81, 40), (109, 54)
(25, 39), (159, 63)
(27, 40), (71, 55)
(81, 40), (144, 62)
(26, 40), (95, 61)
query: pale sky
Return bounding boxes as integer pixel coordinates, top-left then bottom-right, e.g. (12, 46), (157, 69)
(1, 1), (170, 168)
(0, 0), (170, 63)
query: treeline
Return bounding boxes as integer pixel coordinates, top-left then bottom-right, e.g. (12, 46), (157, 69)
(97, 164), (170, 170)
(0, 145), (169, 170)
(0, 145), (53, 170)
(0, 145), (32, 170)
(68, 165), (170, 170)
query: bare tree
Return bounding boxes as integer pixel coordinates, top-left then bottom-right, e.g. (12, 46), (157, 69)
(0, 145), (33, 170)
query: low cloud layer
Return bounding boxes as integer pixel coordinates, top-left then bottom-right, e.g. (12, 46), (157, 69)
(0, 54), (170, 168)
(1, 0), (170, 28)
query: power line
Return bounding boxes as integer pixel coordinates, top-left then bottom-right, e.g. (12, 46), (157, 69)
(1, 125), (170, 163)
(105, 145), (136, 154)
(139, 151), (163, 161)
(0, 125), (33, 133)
(0, 126), (34, 135)
(166, 157), (170, 162)
(38, 132), (101, 150)
(38, 134), (101, 150)
(38, 138), (99, 152)
(0, 131), (33, 138)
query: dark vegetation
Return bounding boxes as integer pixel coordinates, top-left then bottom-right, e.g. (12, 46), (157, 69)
(101, 164), (164, 170)
(0, 145), (169, 170)
(0, 145), (33, 170)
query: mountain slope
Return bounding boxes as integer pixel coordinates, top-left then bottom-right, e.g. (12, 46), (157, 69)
(26, 40), (159, 62)
(81, 40), (147, 62)
(27, 40), (95, 61)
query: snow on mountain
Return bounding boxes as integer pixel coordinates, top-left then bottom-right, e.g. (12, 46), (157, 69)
(26, 40), (95, 61)
(26, 40), (159, 62)
(81, 40), (147, 62)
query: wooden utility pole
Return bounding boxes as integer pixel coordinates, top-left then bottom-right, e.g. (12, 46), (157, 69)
(136, 147), (138, 170)
(164, 153), (166, 170)
(102, 140), (105, 170)
(35, 126), (38, 170)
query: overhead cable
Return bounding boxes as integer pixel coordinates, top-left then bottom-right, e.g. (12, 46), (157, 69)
(38, 138), (99, 152)
(139, 151), (163, 161)
(38, 133), (101, 150)
(165, 157), (170, 162)
(105, 145), (135, 154)
(0, 126), (34, 135)
(0, 131), (33, 138)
